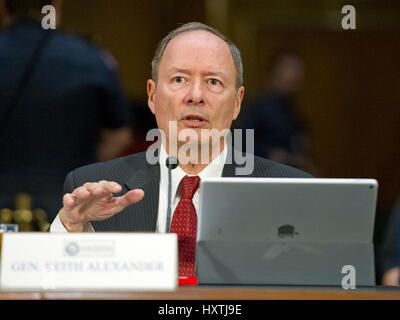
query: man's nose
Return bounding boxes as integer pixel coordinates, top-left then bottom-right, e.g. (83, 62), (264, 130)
(186, 81), (204, 105)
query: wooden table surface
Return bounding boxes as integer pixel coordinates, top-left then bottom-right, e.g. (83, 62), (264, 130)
(1, 286), (400, 300)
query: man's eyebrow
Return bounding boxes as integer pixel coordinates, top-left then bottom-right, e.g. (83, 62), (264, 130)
(167, 67), (191, 74)
(203, 71), (225, 78)
(166, 68), (226, 78)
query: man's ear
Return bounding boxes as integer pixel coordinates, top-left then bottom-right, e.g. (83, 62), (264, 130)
(147, 79), (156, 115)
(233, 86), (245, 120)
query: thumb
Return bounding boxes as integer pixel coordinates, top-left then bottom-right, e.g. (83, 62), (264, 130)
(116, 189), (145, 208)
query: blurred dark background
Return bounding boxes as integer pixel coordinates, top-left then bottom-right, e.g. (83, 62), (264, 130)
(53, 0), (399, 210)
(1, 0), (399, 283)
(55, 0), (399, 208)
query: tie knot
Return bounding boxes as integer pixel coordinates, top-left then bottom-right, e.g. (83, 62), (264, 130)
(179, 175), (200, 200)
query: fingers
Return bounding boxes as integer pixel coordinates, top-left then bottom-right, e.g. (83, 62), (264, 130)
(74, 188), (144, 221)
(63, 193), (75, 208)
(84, 181), (122, 195)
(61, 181), (143, 226)
(63, 181), (123, 208)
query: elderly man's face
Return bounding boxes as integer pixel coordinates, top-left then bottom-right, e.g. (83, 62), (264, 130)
(147, 30), (244, 155)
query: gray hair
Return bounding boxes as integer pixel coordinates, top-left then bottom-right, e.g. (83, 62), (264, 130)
(151, 22), (243, 91)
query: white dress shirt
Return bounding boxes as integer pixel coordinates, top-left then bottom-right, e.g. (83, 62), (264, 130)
(50, 144), (227, 233)
(157, 144), (227, 233)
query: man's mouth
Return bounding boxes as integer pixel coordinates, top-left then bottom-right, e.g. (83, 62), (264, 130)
(182, 114), (208, 127)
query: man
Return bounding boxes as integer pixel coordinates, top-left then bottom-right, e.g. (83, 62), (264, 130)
(0, 0), (132, 223)
(240, 51), (314, 173)
(50, 22), (311, 277)
(379, 202), (399, 286)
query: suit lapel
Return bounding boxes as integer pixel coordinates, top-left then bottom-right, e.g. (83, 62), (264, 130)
(121, 155), (160, 232)
(222, 146), (251, 177)
(222, 161), (237, 177)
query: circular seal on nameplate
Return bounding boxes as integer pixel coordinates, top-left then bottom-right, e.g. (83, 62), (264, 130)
(65, 242), (80, 256)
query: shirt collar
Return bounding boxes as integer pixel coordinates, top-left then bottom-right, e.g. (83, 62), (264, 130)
(159, 143), (227, 199)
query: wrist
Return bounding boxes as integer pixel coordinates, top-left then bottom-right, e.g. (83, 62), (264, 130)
(58, 208), (88, 232)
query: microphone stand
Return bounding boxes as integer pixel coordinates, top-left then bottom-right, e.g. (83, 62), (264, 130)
(165, 156), (178, 232)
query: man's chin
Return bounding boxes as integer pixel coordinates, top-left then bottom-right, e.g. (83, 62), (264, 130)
(177, 139), (225, 153)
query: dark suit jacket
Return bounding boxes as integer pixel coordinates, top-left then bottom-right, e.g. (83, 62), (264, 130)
(63, 151), (312, 232)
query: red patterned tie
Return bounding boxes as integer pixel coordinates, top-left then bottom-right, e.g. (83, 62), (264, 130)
(170, 175), (200, 277)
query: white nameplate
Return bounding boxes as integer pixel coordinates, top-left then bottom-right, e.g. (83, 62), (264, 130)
(0, 233), (177, 291)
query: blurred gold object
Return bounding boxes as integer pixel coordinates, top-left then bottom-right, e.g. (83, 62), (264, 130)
(0, 209), (13, 224)
(14, 209), (33, 231)
(33, 208), (51, 232)
(0, 193), (50, 232)
(15, 193), (32, 211)
(13, 193), (34, 231)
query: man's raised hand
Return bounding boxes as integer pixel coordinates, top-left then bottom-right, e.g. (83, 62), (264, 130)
(59, 180), (144, 232)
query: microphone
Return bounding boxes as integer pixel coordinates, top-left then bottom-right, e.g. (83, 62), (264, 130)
(165, 156), (178, 233)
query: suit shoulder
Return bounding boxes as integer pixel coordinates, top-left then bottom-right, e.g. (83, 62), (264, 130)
(253, 155), (313, 178)
(70, 152), (148, 184)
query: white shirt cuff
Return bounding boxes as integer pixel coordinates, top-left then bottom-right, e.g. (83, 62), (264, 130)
(50, 214), (94, 233)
